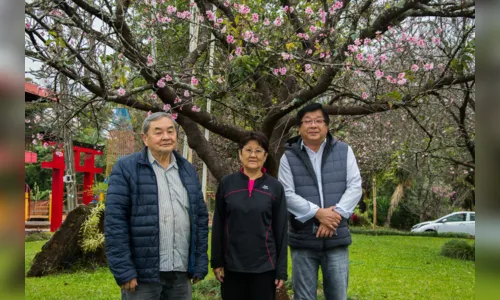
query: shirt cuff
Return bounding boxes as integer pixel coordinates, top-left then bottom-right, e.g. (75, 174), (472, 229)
(295, 206), (320, 223)
(335, 207), (351, 219)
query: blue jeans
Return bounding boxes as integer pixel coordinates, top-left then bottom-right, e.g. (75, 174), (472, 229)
(121, 272), (192, 300)
(291, 247), (349, 300)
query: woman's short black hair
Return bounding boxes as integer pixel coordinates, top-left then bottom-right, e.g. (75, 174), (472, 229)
(296, 103), (330, 126)
(238, 131), (269, 153)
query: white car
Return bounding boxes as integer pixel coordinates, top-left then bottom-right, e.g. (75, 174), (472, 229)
(411, 211), (475, 236)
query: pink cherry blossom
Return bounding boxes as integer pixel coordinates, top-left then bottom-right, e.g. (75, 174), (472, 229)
(118, 88), (126, 96)
(235, 47), (243, 56)
(184, 90), (190, 97)
(217, 18), (223, 24)
(171, 113), (178, 120)
(432, 37), (441, 45)
(397, 78), (407, 85)
(386, 75), (393, 83)
(362, 92), (368, 100)
(163, 104), (171, 111)
(191, 76), (199, 86)
(263, 18), (270, 26)
(151, 93), (158, 100)
(356, 53), (364, 61)
(252, 13), (259, 23)
(238, 4), (250, 14)
(191, 105), (201, 112)
(273, 17), (282, 26)
(289, 7), (294, 13)
(411, 64), (419, 72)
(305, 64), (314, 74)
(367, 54), (375, 64)
(306, 49), (313, 55)
(281, 52), (292, 60)
(280, 67), (287, 75)
(283, 6), (289, 13)
(174, 97), (181, 104)
(417, 39), (426, 47)
(157, 79), (166, 88)
(179, 106), (183, 111)
(227, 35), (235, 44)
(228, 54), (233, 61)
(147, 111), (152, 116)
(55, 151), (63, 157)
(25, 119), (31, 124)
(34, 115), (41, 123)
(164, 74), (172, 81)
(438, 63), (445, 69)
(364, 38), (371, 45)
(25, 23), (31, 29)
(118, 53), (124, 59)
(354, 38), (362, 46)
(334, 1), (343, 9)
(206, 10), (216, 21)
(250, 36), (259, 43)
(397, 72), (405, 80)
(305, 7), (314, 15)
(424, 63), (434, 71)
(36, 133), (44, 140)
(146, 54), (154, 66)
(347, 45), (359, 53)
(379, 54), (387, 63)
(273, 69), (279, 75)
(242, 30), (254, 41)
(309, 26), (317, 33)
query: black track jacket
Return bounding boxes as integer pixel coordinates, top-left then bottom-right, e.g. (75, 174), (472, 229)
(211, 169), (288, 280)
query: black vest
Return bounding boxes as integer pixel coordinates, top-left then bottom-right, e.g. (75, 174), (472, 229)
(284, 135), (352, 250)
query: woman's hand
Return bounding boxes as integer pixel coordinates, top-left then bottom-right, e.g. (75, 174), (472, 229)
(275, 279), (285, 289)
(213, 267), (224, 283)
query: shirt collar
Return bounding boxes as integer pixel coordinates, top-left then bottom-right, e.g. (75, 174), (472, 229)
(147, 148), (178, 170)
(300, 139), (327, 153)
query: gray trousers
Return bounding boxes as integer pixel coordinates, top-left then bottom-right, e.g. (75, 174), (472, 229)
(291, 246), (349, 300)
(121, 272), (192, 300)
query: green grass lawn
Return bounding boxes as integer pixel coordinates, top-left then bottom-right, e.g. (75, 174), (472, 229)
(25, 234), (474, 299)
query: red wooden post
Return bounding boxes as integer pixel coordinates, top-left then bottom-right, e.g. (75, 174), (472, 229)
(41, 151), (65, 232)
(73, 146), (103, 205)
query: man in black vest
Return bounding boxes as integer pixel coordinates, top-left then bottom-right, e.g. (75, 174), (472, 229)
(278, 103), (362, 300)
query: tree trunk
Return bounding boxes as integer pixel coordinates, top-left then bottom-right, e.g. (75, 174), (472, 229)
(26, 205), (106, 277)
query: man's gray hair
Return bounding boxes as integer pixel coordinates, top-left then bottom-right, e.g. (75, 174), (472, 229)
(142, 112), (179, 134)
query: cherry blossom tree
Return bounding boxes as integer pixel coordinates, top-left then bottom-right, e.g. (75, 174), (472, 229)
(25, 0), (475, 180)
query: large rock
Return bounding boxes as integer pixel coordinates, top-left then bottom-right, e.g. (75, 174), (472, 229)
(26, 204), (106, 277)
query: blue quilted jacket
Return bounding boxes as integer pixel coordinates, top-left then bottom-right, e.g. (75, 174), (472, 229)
(104, 147), (209, 285)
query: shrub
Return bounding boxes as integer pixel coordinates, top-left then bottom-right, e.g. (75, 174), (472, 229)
(350, 227), (473, 239)
(350, 208), (372, 227)
(25, 231), (53, 242)
(441, 239), (475, 261)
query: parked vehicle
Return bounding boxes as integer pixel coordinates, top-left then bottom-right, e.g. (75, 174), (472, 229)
(411, 211), (475, 236)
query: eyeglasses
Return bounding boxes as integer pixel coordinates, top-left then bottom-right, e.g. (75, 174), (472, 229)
(301, 119), (325, 126)
(242, 148), (266, 156)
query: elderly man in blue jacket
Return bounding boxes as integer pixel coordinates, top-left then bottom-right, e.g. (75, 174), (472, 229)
(105, 112), (209, 300)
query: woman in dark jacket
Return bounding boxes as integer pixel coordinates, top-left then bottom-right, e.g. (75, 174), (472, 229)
(211, 132), (288, 300)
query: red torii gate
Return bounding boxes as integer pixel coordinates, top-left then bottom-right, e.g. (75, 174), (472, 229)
(41, 143), (103, 232)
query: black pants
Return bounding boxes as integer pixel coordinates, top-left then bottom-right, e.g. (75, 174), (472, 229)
(222, 270), (276, 300)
